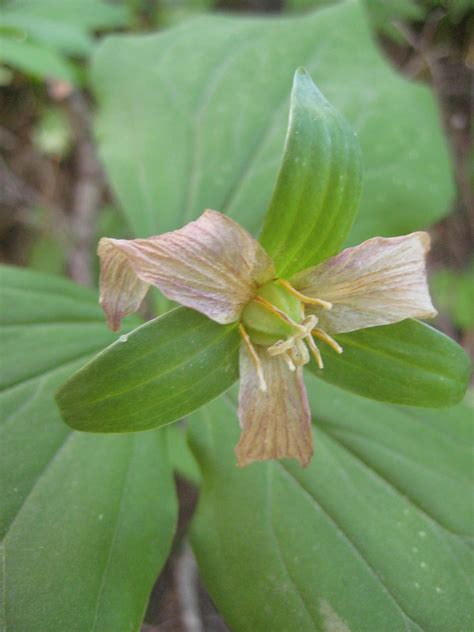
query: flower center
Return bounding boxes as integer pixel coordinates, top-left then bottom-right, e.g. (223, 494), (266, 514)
(240, 280), (343, 388)
(241, 280), (304, 347)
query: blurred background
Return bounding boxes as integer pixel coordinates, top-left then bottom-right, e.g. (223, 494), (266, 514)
(1, 1), (472, 630)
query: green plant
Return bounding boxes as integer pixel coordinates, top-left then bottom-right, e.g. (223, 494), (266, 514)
(432, 263), (474, 330)
(0, 0), (129, 83)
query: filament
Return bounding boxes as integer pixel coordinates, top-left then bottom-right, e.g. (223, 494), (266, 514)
(239, 324), (267, 391)
(277, 279), (333, 310)
(281, 352), (296, 372)
(305, 335), (324, 369)
(312, 328), (343, 354)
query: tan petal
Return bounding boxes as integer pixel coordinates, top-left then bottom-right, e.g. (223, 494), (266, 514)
(98, 210), (275, 330)
(290, 232), (437, 334)
(236, 343), (313, 467)
(98, 239), (150, 331)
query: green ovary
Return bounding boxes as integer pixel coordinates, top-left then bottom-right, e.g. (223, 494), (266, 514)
(241, 280), (303, 346)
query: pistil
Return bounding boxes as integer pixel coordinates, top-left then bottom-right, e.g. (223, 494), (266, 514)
(239, 279), (344, 389)
(267, 315), (317, 367)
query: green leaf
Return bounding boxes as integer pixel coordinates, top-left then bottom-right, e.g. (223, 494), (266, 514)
(91, 1), (454, 245)
(0, 266), (177, 632)
(188, 382), (474, 631)
(0, 35), (77, 83)
(156, 0), (215, 27)
(166, 423), (201, 484)
(307, 319), (471, 407)
(7, 0), (129, 30)
(285, 0), (425, 42)
(56, 307), (240, 433)
(0, 13), (94, 57)
(259, 68), (362, 277)
(432, 265), (474, 330)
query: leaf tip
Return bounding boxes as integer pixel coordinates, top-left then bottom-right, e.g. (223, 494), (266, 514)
(295, 66), (309, 77)
(292, 65), (328, 107)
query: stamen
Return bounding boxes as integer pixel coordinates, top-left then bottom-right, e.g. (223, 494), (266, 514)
(300, 314), (318, 331)
(305, 335), (324, 369)
(239, 324), (267, 391)
(281, 352), (296, 372)
(253, 296), (306, 332)
(277, 279), (333, 310)
(312, 328), (343, 354)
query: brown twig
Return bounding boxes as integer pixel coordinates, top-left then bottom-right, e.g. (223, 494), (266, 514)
(64, 90), (105, 286)
(174, 542), (204, 632)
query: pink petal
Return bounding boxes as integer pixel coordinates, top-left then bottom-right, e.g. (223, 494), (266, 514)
(98, 239), (149, 331)
(236, 343), (313, 467)
(290, 232), (437, 334)
(98, 210), (275, 330)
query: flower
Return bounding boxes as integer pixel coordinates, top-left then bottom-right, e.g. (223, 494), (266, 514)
(98, 210), (436, 467)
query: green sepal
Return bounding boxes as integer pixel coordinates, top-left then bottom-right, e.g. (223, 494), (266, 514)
(259, 67), (362, 278)
(56, 307), (240, 432)
(307, 319), (471, 407)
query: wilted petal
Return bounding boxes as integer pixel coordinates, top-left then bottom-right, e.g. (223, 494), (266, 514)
(236, 343), (313, 467)
(98, 239), (149, 331)
(291, 232), (437, 334)
(98, 210), (275, 329)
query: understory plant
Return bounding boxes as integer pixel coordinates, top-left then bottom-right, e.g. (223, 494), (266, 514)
(53, 68), (470, 630)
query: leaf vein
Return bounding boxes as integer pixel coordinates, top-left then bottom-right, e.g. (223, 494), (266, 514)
(276, 462), (422, 632)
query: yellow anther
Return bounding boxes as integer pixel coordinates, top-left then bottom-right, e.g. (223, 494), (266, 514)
(281, 352), (296, 372)
(277, 279), (333, 310)
(305, 335), (324, 369)
(312, 328), (343, 354)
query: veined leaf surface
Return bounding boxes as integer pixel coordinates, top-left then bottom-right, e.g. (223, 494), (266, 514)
(0, 266), (177, 632)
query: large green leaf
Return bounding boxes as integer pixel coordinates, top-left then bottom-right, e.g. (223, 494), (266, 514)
(0, 266), (177, 632)
(307, 319), (471, 407)
(259, 68), (362, 277)
(189, 380), (474, 631)
(91, 1), (453, 245)
(56, 307), (240, 433)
